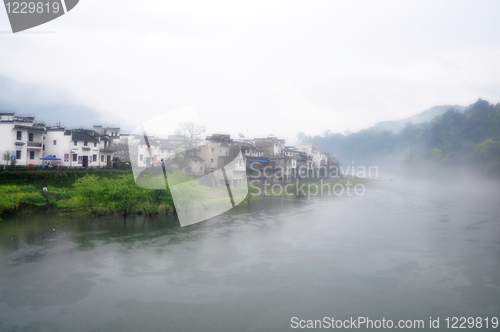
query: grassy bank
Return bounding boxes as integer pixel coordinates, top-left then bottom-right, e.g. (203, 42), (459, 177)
(0, 169), (175, 220)
(0, 170), (370, 221)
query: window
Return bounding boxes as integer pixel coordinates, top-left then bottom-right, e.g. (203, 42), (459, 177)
(43, 145), (45, 151)
(101, 155), (104, 162)
(53, 140), (57, 145)
(64, 154), (69, 162)
(211, 158), (213, 163)
(30, 151), (34, 160)
(94, 142), (97, 147)
(78, 156), (82, 164)
(84, 141), (88, 146)
(200, 167), (203, 171)
(29, 133), (33, 142)
(139, 154), (143, 161)
(73, 154), (77, 162)
(16, 151), (21, 159)
(74, 141), (77, 146)
(93, 154), (97, 162)
(17, 131), (22, 140)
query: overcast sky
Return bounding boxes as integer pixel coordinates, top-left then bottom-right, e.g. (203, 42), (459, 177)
(1, 0), (500, 143)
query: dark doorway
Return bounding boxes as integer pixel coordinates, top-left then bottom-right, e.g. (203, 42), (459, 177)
(82, 156), (89, 168)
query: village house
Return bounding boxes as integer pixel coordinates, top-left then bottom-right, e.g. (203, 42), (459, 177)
(0, 112), (120, 168)
(44, 128), (103, 168)
(198, 134), (246, 186)
(0, 113), (45, 166)
(254, 135), (286, 157)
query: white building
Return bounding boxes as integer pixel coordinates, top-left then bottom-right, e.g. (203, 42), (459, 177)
(0, 113), (45, 167)
(44, 128), (104, 168)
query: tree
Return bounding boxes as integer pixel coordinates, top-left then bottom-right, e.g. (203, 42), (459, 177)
(297, 132), (307, 143)
(102, 175), (143, 216)
(74, 175), (105, 215)
(113, 139), (131, 164)
(175, 122), (206, 150)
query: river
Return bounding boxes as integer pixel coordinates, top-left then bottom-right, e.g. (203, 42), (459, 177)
(0, 177), (499, 331)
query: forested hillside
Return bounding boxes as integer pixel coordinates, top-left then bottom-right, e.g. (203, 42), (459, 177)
(301, 99), (500, 176)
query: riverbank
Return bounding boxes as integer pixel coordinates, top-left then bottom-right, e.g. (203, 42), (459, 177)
(1, 172), (370, 222)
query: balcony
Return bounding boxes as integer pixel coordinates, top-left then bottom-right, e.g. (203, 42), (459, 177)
(27, 141), (42, 147)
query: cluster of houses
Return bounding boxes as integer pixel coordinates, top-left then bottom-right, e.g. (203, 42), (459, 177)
(0, 112), (340, 184)
(127, 132), (340, 185)
(0, 112), (120, 168)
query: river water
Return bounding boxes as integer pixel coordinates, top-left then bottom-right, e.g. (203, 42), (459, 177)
(0, 177), (499, 331)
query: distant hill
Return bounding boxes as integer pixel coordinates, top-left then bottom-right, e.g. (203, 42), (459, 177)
(373, 105), (466, 133)
(0, 75), (104, 129)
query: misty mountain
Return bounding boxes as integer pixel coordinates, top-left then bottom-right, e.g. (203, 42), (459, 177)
(304, 99), (500, 176)
(373, 105), (466, 133)
(0, 75), (103, 129)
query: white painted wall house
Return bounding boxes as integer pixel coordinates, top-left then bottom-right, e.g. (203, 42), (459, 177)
(0, 113), (45, 166)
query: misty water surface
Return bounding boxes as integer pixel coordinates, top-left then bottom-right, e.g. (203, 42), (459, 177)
(0, 177), (499, 331)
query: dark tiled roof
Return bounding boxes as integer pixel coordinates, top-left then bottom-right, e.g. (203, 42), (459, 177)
(186, 155), (205, 162)
(14, 125), (45, 132)
(71, 130), (100, 143)
(14, 116), (35, 122)
(234, 141), (255, 149)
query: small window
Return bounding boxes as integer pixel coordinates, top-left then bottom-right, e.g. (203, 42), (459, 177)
(73, 154), (77, 162)
(30, 151), (35, 160)
(29, 133), (34, 142)
(200, 167), (203, 171)
(43, 144), (45, 151)
(84, 142), (88, 146)
(64, 154), (69, 162)
(139, 154), (143, 161)
(94, 142), (97, 147)
(74, 141), (77, 146)
(211, 158), (213, 163)
(17, 131), (22, 140)
(101, 155), (104, 162)
(78, 156), (82, 164)
(93, 154), (97, 162)
(53, 140), (57, 145)
(16, 151), (21, 159)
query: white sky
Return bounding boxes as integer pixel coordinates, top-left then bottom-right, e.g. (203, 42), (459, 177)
(1, 0), (500, 143)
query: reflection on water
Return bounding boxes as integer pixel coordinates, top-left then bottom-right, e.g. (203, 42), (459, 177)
(0, 178), (499, 331)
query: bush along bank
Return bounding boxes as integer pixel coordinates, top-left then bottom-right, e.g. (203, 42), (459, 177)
(0, 170), (210, 220)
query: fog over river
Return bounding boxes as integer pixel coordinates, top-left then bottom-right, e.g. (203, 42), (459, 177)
(0, 176), (499, 331)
